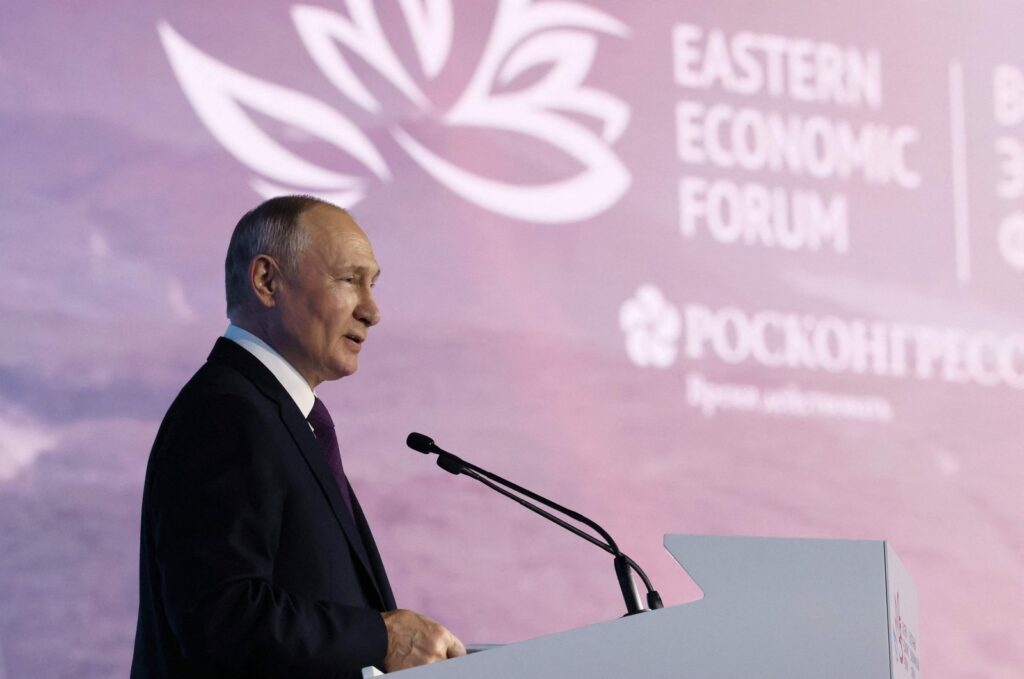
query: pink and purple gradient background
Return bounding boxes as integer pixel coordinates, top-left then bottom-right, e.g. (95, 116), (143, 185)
(0, 2), (1022, 677)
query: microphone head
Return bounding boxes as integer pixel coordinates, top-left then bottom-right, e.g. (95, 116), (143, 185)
(406, 432), (436, 454)
(436, 454), (463, 475)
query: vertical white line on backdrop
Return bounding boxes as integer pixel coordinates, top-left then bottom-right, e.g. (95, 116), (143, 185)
(948, 60), (972, 283)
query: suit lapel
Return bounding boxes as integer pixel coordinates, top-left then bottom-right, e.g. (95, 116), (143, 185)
(208, 338), (386, 609)
(352, 491), (396, 610)
(277, 403), (385, 607)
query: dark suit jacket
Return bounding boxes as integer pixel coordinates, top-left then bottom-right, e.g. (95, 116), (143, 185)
(131, 338), (396, 678)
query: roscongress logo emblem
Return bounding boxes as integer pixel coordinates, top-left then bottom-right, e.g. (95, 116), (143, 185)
(158, 0), (631, 223)
(619, 284), (681, 369)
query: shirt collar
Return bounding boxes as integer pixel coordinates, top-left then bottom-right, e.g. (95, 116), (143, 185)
(224, 324), (316, 418)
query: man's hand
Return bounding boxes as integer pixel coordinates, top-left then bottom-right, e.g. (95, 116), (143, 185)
(380, 609), (466, 671)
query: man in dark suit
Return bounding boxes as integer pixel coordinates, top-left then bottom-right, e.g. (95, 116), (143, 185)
(131, 196), (465, 677)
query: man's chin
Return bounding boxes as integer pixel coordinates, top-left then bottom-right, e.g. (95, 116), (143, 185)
(327, 360), (358, 381)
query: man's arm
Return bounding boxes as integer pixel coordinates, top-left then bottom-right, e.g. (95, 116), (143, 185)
(148, 393), (387, 677)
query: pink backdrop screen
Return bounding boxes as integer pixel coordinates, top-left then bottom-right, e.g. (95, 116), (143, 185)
(0, 2), (1022, 677)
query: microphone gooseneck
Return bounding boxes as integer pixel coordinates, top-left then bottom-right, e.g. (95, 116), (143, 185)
(405, 432), (663, 615)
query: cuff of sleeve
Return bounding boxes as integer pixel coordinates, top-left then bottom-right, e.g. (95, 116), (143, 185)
(325, 604), (390, 678)
(366, 608), (389, 671)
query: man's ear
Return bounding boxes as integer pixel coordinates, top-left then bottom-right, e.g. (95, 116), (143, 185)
(250, 254), (281, 309)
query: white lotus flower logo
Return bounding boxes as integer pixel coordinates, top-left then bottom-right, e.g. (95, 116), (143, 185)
(619, 284), (681, 369)
(158, 0), (631, 223)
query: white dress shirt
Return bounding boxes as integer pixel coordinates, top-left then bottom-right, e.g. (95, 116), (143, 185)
(224, 324), (316, 418)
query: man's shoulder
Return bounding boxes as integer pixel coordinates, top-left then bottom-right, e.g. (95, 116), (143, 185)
(142, 351), (292, 506)
(187, 353), (258, 394)
(155, 345), (275, 431)
(145, 354), (282, 471)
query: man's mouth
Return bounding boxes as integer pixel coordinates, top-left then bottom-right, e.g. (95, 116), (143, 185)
(344, 333), (365, 345)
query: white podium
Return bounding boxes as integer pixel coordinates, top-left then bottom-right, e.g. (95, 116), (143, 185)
(388, 535), (920, 678)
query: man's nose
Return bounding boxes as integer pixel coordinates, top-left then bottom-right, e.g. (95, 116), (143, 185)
(356, 290), (381, 327)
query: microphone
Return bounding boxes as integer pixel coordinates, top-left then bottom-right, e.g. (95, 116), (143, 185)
(405, 432), (436, 453)
(407, 432), (663, 616)
(407, 432), (467, 476)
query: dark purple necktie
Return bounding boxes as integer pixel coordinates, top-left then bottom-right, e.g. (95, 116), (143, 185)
(307, 397), (355, 517)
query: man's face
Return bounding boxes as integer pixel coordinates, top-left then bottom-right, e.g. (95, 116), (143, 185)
(271, 205), (381, 387)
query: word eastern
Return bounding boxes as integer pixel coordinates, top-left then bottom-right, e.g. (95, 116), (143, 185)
(673, 23), (882, 108)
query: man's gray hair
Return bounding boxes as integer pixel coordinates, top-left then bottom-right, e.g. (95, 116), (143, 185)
(224, 195), (336, 316)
